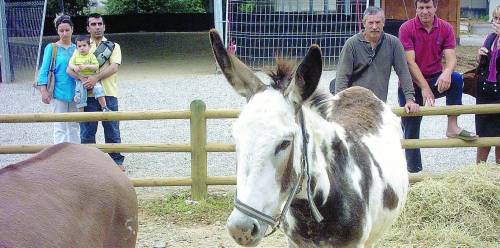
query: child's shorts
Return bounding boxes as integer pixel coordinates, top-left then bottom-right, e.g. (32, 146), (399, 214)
(74, 80), (105, 109)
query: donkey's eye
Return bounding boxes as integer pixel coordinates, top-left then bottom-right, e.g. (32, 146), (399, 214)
(275, 140), (291, 155)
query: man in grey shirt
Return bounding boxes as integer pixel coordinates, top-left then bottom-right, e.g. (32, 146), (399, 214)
(334, 6), (419, 113)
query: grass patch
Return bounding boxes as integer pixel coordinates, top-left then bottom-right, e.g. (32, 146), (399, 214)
(139, 191), (233, 225)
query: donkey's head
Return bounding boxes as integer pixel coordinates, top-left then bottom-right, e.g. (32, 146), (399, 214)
(209, 29), (322, 246)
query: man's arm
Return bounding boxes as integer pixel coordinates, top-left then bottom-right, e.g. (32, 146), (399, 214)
(435, 48), (456, 93)
(83, 43), (122, 89)
(393, 41), (420, 113)
(405, 50), (435, 106)
(334, 41), (355, 94)
(82, 63), (119, 89)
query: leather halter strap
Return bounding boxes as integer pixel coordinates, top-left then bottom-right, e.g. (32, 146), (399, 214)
(300, 110), (324, 224)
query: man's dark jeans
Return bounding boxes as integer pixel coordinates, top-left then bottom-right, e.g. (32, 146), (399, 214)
(397, 72), (463, 173)
(80, 96), (124, 165)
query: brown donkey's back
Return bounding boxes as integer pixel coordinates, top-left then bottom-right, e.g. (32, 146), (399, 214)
(0, 143), (138, 248)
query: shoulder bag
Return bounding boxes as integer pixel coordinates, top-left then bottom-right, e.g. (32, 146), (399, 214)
(94, 40), (115, 68)
(462, 33), (497, 98)
(46, 43), (57, 97)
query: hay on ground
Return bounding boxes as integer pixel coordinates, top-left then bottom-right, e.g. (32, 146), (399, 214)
(379, 164), (499, 247)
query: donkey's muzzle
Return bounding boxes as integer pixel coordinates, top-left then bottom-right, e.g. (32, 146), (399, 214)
(227, 209), (267, 246)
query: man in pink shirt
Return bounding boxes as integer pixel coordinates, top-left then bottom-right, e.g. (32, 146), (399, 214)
(398, 0), (477, 173)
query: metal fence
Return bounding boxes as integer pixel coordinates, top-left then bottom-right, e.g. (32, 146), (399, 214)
(0, 0), (45, 83)
(226, 0), (366, 70)
(1, 101), (500, 200)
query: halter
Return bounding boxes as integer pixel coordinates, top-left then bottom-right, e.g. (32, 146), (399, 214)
(233, 109), (324, 237)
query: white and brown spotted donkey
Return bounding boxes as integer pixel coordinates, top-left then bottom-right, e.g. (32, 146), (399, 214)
(209, 29), (408, 248)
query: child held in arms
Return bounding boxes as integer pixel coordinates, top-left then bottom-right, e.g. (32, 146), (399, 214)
(68, 35), (110, 112)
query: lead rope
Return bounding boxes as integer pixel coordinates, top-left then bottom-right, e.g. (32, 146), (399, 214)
(299, 110), (324, 223)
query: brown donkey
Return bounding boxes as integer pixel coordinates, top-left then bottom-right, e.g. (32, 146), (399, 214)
(0, 143), (138, 248)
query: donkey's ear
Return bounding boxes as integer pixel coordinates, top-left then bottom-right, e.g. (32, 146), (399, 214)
(209, 29), (265, 100)
(286, 45), (322, 105)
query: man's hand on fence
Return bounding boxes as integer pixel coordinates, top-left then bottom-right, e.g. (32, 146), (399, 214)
(404, 100), (420, 114)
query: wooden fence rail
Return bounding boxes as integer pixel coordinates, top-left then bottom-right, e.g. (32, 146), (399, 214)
(1, 102), (500, 200)
(3, 137), (500, 154)
(1, 104), (500, 123)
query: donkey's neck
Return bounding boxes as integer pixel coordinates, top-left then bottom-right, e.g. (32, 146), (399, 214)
(295, 107), (345, 203)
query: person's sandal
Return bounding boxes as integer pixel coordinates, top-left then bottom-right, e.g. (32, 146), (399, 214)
(447, 129), (478, 141)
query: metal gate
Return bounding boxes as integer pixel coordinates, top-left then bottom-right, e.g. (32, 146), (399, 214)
(225, 0), (367, 70)
(0, 0), (45, 83)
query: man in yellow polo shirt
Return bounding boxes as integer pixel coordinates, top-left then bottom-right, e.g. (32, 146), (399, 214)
(69, 13), (125, 172)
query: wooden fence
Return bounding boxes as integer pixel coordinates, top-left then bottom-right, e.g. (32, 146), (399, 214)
(1, 101), (500, 200)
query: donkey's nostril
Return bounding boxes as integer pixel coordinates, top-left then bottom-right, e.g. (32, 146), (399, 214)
(251, 223), (259, 236)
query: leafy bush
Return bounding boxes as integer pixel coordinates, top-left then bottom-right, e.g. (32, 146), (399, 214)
(105, 0), (206, 14)
(46, 0), (92, 16)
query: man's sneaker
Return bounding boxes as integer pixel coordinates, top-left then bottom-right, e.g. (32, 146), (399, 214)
(102, 106), (112, 112)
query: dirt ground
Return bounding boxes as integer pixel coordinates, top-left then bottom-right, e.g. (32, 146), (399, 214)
(137, 208), (288, 248)
(455, 46), (480, 73)
(135, 188), (287, 248)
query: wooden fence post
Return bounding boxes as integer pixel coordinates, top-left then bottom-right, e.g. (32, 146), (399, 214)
(190, 100), (207, 200)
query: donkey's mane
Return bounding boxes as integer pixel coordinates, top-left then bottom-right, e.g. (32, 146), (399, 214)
(307, 91), (334, 119)
(266, 57), (333, 120)
(266, 58), (296, 92)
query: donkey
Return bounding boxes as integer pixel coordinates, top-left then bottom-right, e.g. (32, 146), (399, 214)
(209, 29), (409, 247)
(0, 143), (138, 248)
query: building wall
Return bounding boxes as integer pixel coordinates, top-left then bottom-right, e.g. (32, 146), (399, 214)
(461, 0), (488, 9)
(490, 0), (500, 19)
(274, 0), (337, 12)
(461, 0), (488, 19)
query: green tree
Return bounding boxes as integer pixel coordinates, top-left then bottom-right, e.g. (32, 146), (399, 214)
(105, 0), (206, 14)
(104, 0), (136, 14)
(46, 0), (93, 16)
